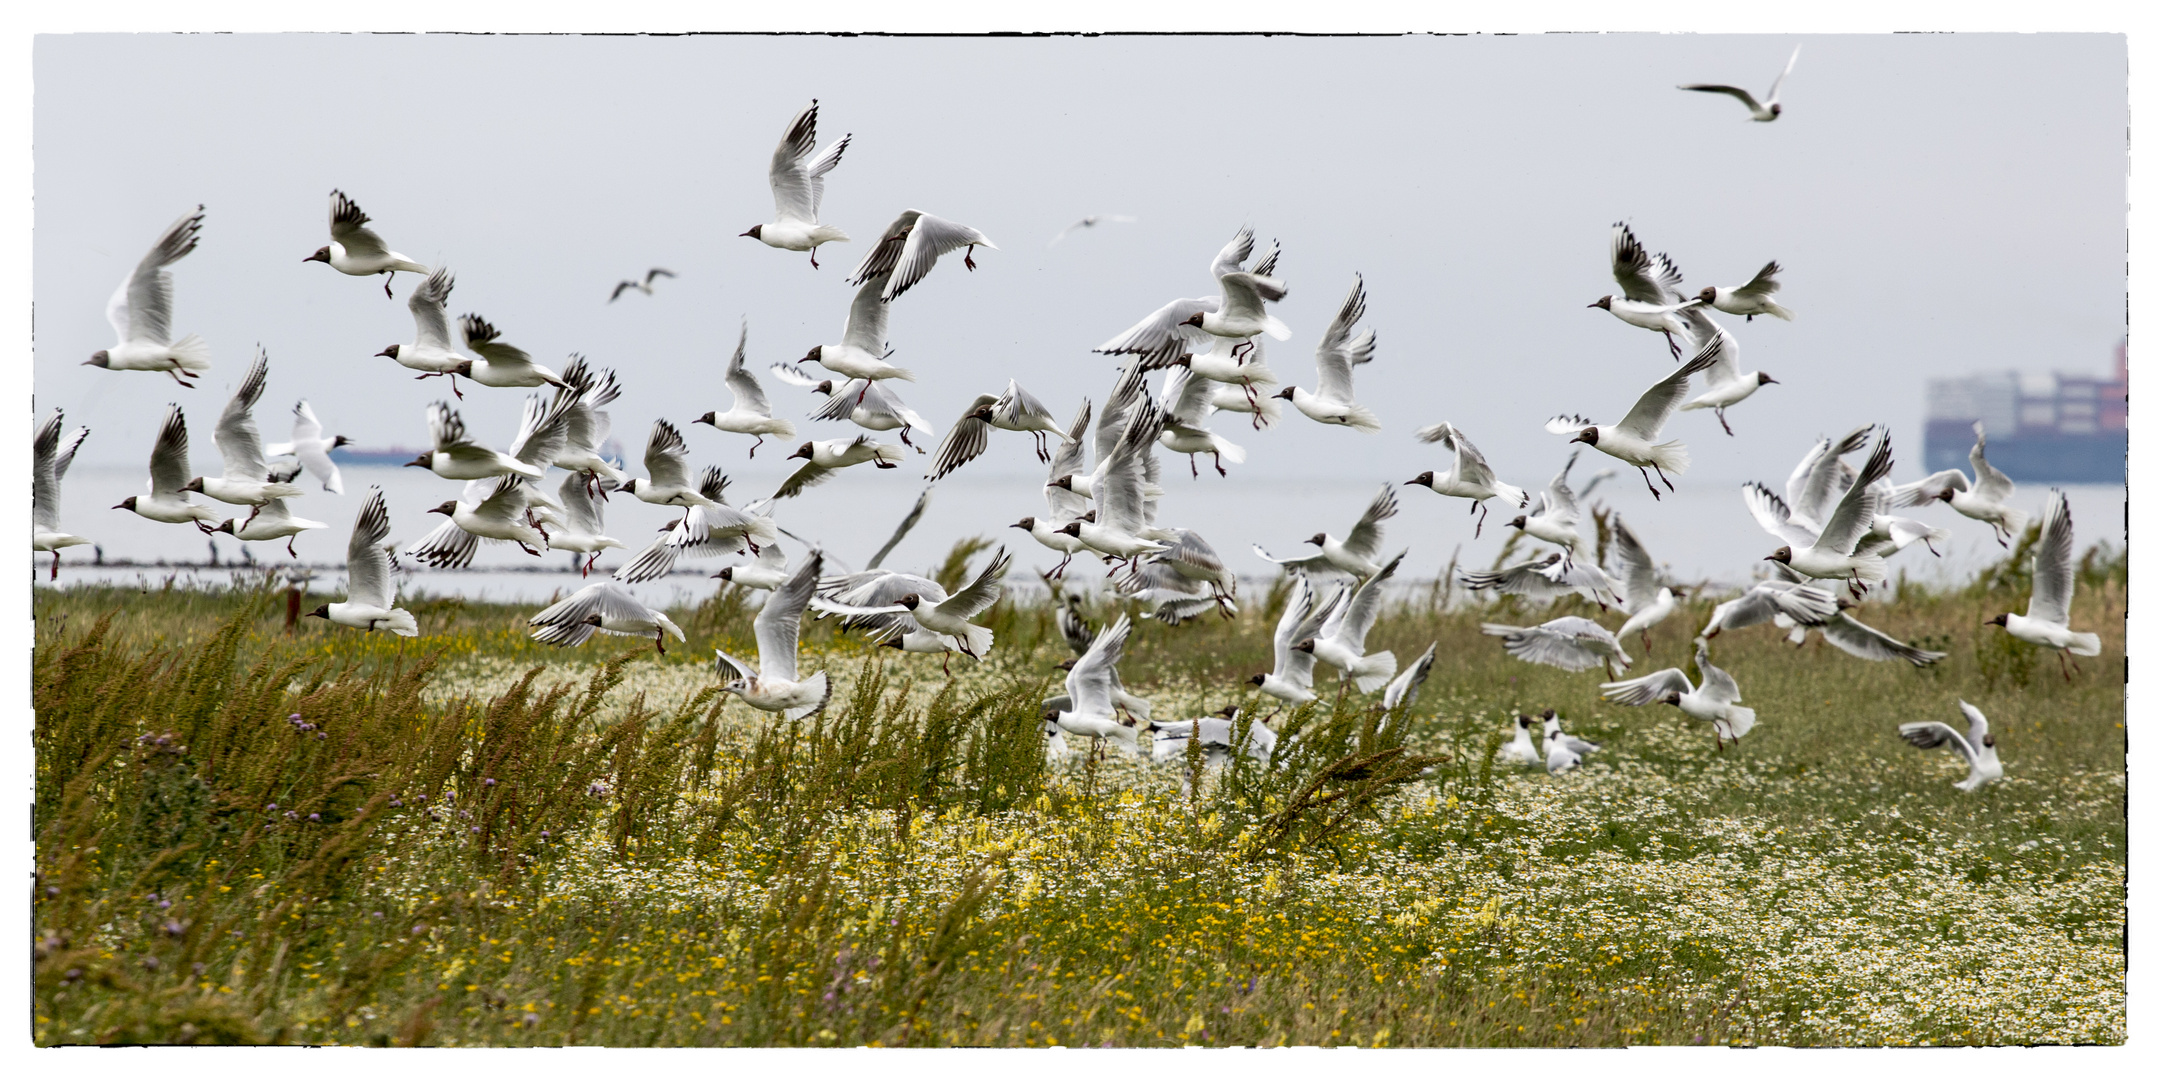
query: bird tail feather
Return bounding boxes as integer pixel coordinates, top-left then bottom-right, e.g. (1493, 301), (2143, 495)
(1213, 436), (1247, 465)
(1762, 301), (1794, 321)
(811, 225), (851, 245)
(784, 671), (832, 721)
(1262, 315), (1292, 341)
(1646, 440), (1689, 475)
(875, 443), (907, 466)
(1342, 404), (1383, 434)
(1847, 552), (1888, 585)
(384, 608), (420, 637)
(1235, 358), (1279, 385)
(1351, 650), (1398, 694)
(959, 624), (995, 657)
(1999, 507), (2033, 538)
(168, 334), (212, 373)
(2068, 632), (2102, 657)
(885, 367), (918, 382)
(1720, 706), (1757, 740)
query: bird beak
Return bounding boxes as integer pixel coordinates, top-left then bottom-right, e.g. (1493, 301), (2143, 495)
(1585, 301), (1601, 308)
(1761, 376), (1780, 384)
(739, 229), (756, 237)
(1568, 433), (1588, 444)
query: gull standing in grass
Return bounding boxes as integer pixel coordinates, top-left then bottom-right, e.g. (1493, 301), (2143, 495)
(455, 315), (568, 389)
(1589, 222), (1700, 359)
(114, 404), (221, 533)
(774, 435), (906, 499)
(214, 498), (325, 559)
(1481, 617), (1632, 679)
(1277, 275), (1380, 432)
(376, 268), (471, 397)
(85, 205), (211, 387)
(817, 549), (1013, 659)
(33, 410), (91, 580)
(527, 581), (685, 655)
(1986, 489), (2102, 676)
(1548, 335), (1723, 499)
(1012, 402), (1095, 577)
(1899, 701), (2004, 793)
(609, 268), (675, 302)
(1407, 422), (1529, 537)
(694, 322), (798, 457)
(848, 209), (997, 302)
(1254, 484), (1398, 580)
(186, 350), (305, 512)
(1247, 575), (1344, 705)
(1695, 260), (1794, 322)
(1680, 44), (1801, 123)
(264, 400), (349, 494)
(1543, 711), (1602, 775)
(741, 100), (851, 268)
(1891, 422), (2032, 546)
(303, 190), (427, 297)
(1600, 640), (1754, 747)
(927, 380), (1064, 479)
(798, 273), (915, 393)
(1765, 429), (1895, 592)
(1044, 613), (1143, 756)
(1310, 552), (1404, 693)
(1610, 514), (1683, 648)
(305, 488), (417, 636)
(715, 550), (834, 721)
(1676, 320), (1777, 436)
(405, 402), (546, 482)
(1497, 716), (1543, 768)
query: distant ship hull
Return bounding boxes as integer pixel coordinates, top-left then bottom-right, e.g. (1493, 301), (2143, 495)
(1924, 420), (2124, 484)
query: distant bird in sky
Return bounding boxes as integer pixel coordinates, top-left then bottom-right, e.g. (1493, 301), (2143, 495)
(1695, 261), (1794, 322)
(1892, 422), (2032, 546)
(86, 205), (211, 387)
(1590, 222), (1700, 359)
(186, 349), (305, 509)
(33, 410), (91, 579)
(264, 399), (349, 495)
(609, 267), (675, 302)
(714, 550), (835, 720)
(456, 314), (568, 389)
(1048, 214), (1137, 247)
(1986, 488), (2102, 675)
(303, 190), (428, 298)
(527, 581), (685, 654)
(376, 267), (471, 397)
(1548, 334), (1722, 499)
(1899, 700), (2003, 793)
(744, 101), (851, 268)
(1408, 422), (1530, 536)
(848, 209), (998, 302)
(114, 403), (221, 533)
(695, 322), (798, 457)
(1680, 44), (1801, 123)
(306, 488), (417, 636)
(1600, 640), (1755, 746)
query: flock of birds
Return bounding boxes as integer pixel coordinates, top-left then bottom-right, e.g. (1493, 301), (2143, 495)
(34, 65), (2107, 792)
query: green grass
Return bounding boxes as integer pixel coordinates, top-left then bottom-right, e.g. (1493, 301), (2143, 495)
(30, 545), (2124, 1046)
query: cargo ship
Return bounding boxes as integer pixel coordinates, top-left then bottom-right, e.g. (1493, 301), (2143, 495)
(331, 438), (628, 469)
(1923, 341), (2125, 483)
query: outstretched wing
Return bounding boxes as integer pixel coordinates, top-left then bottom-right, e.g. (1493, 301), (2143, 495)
(214, 348), (272, 481)
(1968, 422), (2016, 502)
(770, 101), (848, 224)
(346, 488), (397, 609)
(755, 550), (824, 683)
(1340, 484), (1399, 561)
(1615, 332), (1722, 441)
(1822, 612), (1947, 667)
(1812, 432), (1893, 556)
(1599, 667), (1693, 707)
(1742, 482), (1819, 548)
(723, 321), (774, 417)
(112, 205), (204, 346)
(327, 190), (391, 259)
(2025, 489), (2075, 626)
(1609, 222), (1683, 305)
(1679, 83), (1765, 113)
(926, 394), (1001, 482)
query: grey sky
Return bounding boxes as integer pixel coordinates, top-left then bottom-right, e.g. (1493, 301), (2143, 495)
(32, 32), (2126, 573)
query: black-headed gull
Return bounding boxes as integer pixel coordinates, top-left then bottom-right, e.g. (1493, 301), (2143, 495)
(405, 402), (545, 482)
(1118, 557), (1224, 626)
(1158, 367), (1245, 478)
(456, 315), (568, 389)
(527, 581), (685, 655)
(1046, 613), (1143, 753)
(1311, 551), (1403, 693)
(1060, 399), (1170, 563)
(1543, 710), (1601, 775)
(553, 359), (627, 488)
(186, 349), (306, 509)
(1053, 601), (1154, 722)
(1408, 422), (1529, 536)
(1116, 527), (1236, 616)
(817, 549), (1012, 658)
(1590, 223), (1700, 359)
(847, 209), (996, 302)
(1608, 514), (1683, 647)
(1277, 275), (1378, 432)
(1600, 640), (1754, 747)
(773, 435), (906, 499)
(539, 471), (624, 576)
(1697, 575), (1840, 640)
(1696, 261), (1793, 322)
(1049, 214), (1137, 247)
(114, 404), (220, 533)
(713, 538), (790, 592)
(609, 268), (675, 302)
(376, 268), (470, 397)
(1547, 334), (1723, 499)
(86, 206), (210, 387)
(1765, 430), (1894, 591)
(264, 399), (349, 495)
(1891, 422), (2031, 546)
(304, 190), (427, 298)
(611, 475), (780, 583)
(742, 100), (851, 268)
(1253, 484), (1398, 580)
(1481, 616), (1632, 678)
(1505, 452), (1588, 556)
(1458, 552), (1623, 610)
(1680, 45), (1801, 123)
(1986, 489), (2102, 675)
(620, 420), (719, 508)
(800, 273), (914, 390)
(1248, 575), (1343, 704)
(1152, 707), (1275, 771)
(1497, 715), (1542, 767)
(406, 476), (550, 563)
(694, 322), (797, 457)
(1376, 642), (1437, 742)
(33, 411), (92, 579)
(715, 550), (834, 721)
(928, 380), (1063, 479)
(795, 373), (937, 451)
(1013, 401), (1095, 578)
(1094, 227), (1282, 358)
(1899, 700), (2003, 792)
(1675, 321), (1776, 436)
(304, 488), (417, 636)
(213, 496), (325, 559)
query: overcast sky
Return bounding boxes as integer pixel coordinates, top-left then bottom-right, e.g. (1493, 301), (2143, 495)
(32, 32), (2126, 562)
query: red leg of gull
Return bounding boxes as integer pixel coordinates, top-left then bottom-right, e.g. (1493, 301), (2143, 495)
(1716, 408), (1734, 437)
(1189, 454), (1200, 479)
(518, 542), (540, 557)
(810, 249), (820, 270)
(287, 537), (298, 559)
(1213, 452), (1228, 478)
(1638, 466), (1662, 501)
(382, 273), (395, 299)
(51, 552), (61, 581)
(655, 630), (667, 657)
(750, 435), (763, 459)
(964, 244), (978, 271)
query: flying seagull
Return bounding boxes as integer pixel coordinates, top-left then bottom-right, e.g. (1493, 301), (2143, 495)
(742, 100), (851, 268)
(305, 488), (418, 636)
(1049, 214), (1138, 247)
(695, 321), (798, 457)
(1547, 334), (1723, 499)
(609, 268), (676, 302)
(113, 404), (221, 533)
(264, 399), (349, 495)
(1899, 700), (2003, 793)
(1680, 45), (1801, 122)
(714, 550), (835, 721)
(85, 206), (211, 387)
(33, 410), (92, 579)
(304, 190), (428, 297)
(375, 267), (471, 397)
(1600, 640), (1755, 747)
(847, 209), (998, 302)
(1986, 488), (2102, 677)
(1589, 222), (1701, 359)
(528, 581), (685, 654)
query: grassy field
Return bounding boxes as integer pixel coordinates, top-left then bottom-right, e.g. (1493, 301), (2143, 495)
(30, 537), (2125, 1047)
